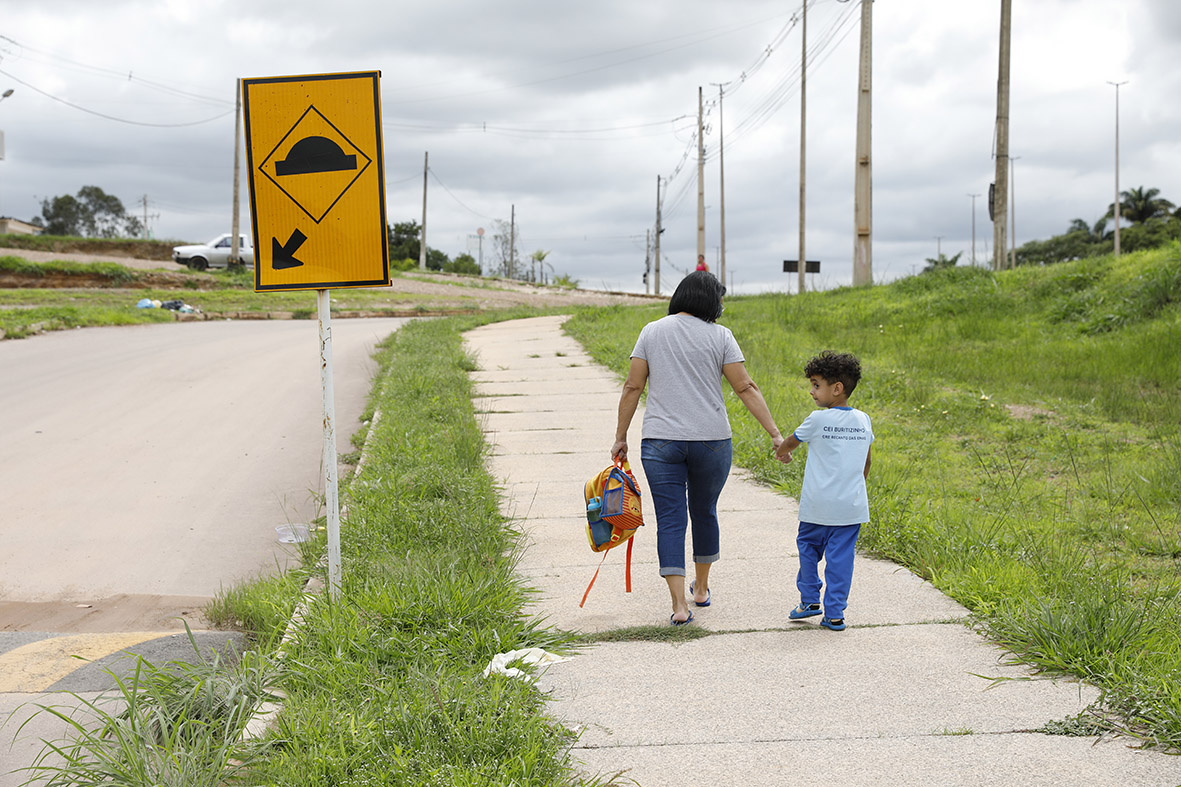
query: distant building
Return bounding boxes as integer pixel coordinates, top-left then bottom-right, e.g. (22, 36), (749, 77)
(0, 217), (41, 235)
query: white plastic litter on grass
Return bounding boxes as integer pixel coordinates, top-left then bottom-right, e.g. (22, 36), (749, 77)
(275, 524), (310, 543)
(482, 648), (570, 681)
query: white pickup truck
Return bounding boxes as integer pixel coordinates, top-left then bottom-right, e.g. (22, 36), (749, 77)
(172, 233), (254, 270)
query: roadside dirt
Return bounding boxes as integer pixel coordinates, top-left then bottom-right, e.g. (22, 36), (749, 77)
(0, 246), (661, 309)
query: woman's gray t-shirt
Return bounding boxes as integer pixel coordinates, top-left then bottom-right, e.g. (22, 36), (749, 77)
(631, 314), (745, 441)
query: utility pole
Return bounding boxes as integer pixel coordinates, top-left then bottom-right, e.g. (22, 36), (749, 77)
(713, 83), (727, 285)
(1009, 156), (1020, 269)
(1108, 80), (1127, 256)
(654, 175), (663, 295)
(509, 204), (516, 279)
(797, 0), (808, 294)
(696, 86), (706, 262)
(142, 194), (149, 239)
(419, 151), (428, 270)
(230, 78), (242, 264)
(968, 193), (981, 265)
(852, 0), (873, 286)
(936, 236), (943, 259)
(993, 0), (1011, 271)
(645, 228), (651, 295)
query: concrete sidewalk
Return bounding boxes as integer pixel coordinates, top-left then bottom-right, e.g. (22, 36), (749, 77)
(465, 316), (1179, 787)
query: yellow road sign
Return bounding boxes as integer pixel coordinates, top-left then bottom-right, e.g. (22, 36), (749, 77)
(243, 71), (389, 291)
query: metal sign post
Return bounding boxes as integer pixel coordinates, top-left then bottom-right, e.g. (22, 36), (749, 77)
(317, 289), (341, 597)
(243, 71), (388, 600)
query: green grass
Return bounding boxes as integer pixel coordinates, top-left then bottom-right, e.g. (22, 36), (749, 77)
(0, 259), (485, 338)
(238, 313), (611, 785)
(564, 243), (1181, 751)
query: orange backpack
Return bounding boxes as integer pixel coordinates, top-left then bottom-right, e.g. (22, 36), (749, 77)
(580, 458), (644, 607)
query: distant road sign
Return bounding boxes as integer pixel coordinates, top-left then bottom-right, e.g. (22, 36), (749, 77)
(783, 260), (821, 273)
(244, 71), (388, 292)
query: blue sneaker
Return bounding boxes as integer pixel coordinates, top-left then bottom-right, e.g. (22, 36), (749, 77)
(820, 617), (846, 631)
(789, 603), (821, 620)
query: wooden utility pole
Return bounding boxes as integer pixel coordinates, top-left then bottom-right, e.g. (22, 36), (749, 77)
(696, 86), (706, 262)
(230, 78), (242, 264)
(510, 203), (516, 279)
(715, 84), (727, 285)
(852, 0), (873, 286)
(992, 0), (1011, 271)
(419, 151), (428, 270)
(798, 0), (807, 294)
(645, 228), (651, 295)
(654, 176), (663, 295)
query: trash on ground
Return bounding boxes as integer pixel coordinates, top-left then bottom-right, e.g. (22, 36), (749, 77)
(481, 648), (570, 681)
(136, 298), (201, 313)
(275, 524), (310, 543)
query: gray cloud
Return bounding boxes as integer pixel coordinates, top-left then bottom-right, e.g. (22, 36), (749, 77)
(0, 0), (1177, 294)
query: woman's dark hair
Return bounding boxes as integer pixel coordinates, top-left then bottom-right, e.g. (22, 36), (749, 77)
(668, 270), (726, 322)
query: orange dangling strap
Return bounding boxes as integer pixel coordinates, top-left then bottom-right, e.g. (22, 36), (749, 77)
(580, 551), (610, 608)
(624, 534), (634, 593)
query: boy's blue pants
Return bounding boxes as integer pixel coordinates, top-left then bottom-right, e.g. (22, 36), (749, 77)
(796, 522), (862, 619)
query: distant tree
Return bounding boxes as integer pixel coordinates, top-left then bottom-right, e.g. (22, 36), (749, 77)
(1107, 186), (1175, 225)
(1066, 217), (1111, 241)
(426, 248), (449, 271)
(529, 249), (550, 283)
(387, 220), (421, 262)
(1119, 216), (1181, 253)
(444, 252), (480, 275)
(38, 186), (141, 237)
(490, 219), (520, 278)
(922, 251), (962, 273)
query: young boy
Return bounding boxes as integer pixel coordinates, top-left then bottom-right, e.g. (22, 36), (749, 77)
(775, 351), (873, 631)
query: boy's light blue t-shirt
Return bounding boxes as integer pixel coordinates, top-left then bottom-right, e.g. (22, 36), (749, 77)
(793, 406), (874, 525)
(631, 314), (744, 441)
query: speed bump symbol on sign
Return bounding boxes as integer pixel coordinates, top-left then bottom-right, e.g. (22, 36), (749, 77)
(243, 71), (389, 292)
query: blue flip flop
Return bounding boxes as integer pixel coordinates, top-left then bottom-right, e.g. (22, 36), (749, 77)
(689, 581), (711, 607)
(670, 611), (695, 626)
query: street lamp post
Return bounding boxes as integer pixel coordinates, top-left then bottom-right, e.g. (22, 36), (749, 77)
(968, 193), (981, 266)
(1108, 80), (1128, 256)
(1009, 156), (1021, 269)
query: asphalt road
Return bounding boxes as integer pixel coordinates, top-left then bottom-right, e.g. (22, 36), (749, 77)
(0, 317), (407, 784)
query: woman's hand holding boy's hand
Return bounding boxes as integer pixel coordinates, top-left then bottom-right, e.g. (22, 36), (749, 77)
(775, 441), (794, 464)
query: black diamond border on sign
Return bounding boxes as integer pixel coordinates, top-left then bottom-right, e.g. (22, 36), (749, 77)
(259, 105), (373, 224)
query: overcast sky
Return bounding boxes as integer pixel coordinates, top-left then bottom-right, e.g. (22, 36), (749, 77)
(1, 0), (1179, 294)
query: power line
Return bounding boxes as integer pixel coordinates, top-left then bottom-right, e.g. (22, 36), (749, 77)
(0, 67), (234, 127)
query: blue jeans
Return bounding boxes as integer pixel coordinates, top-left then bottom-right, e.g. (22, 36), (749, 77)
(640, 438), (732, 576)
(796, 522), (862, 619)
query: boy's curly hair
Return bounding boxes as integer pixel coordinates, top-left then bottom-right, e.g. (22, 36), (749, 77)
(804, 351), (862, 395)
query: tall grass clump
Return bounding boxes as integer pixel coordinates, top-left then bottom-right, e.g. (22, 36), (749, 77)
(241, 314), (607, 785)
(16, 632), (276, 787)
(564, 246), (1181, 750)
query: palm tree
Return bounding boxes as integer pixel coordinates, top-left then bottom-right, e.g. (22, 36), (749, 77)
(1107, 186), (1176, 224)
(1068, 217), (1111, 241)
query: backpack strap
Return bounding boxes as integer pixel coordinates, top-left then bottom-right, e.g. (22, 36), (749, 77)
(579, 551), (609, 608)
(579, 534), (636, 608)
(625, 529), (633, 592)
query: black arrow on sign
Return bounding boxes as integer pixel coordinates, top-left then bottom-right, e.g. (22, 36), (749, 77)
(272, 230), (307, 270)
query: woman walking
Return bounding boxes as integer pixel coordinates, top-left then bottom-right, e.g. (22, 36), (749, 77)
(612, 271), (783, 625)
